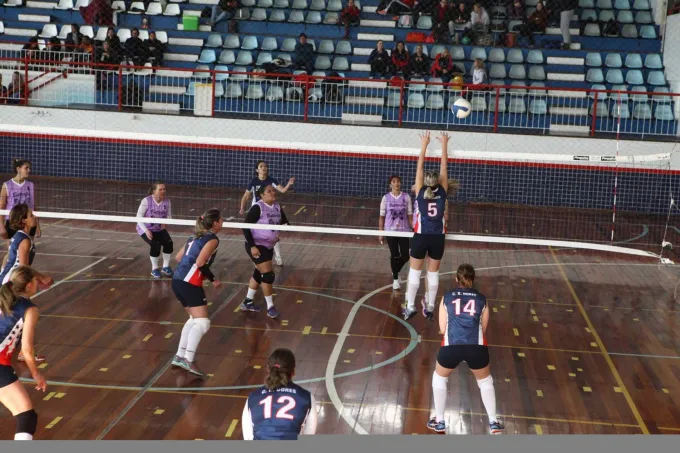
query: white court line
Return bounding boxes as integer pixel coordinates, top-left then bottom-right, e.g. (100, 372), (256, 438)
(41, 252), (106, 259)
(33, 257), (107, 299)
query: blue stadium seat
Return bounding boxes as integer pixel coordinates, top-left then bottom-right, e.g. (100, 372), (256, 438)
(596, 0), (612, 7)
(318, 40), (334, 54)
(489, 64), (507, 79)
(332, 57), (349, 71)
(644, 53), (663, 69)
(258, 0), (273, 6)
(451, 46), (466, 60)
(528, 66), (546, 81)
(225, 83), (243, 98)
(611, 85), (629, 101)
(635, 11), (652, 23)
(509, 64), (526, 79)
(590, 84), (607, 99)
(206, 33), (223, 48)
(417, 16), (433, 29)
(626, 70), (644, 85)
(426, 94), (445, 109)
(198, 49), (217, 64)
(224, 35), (240, 49)
(246, 84), (265, 100)
(470, 47), (487, 61)
(215, 65), (230, 80)
(507, 48), (524, 63)
(621, 25), (638, 38)
(606, 69), (624, 84)
(327, 0), (343, 11)
(652, 87), (671, 103)
(431, 44), (447, 57)
(508, 98), (527, 113)
(219, 50), (236, 64)
(632, 103), (652, 119)
(289, 11), (305, 22)
(633, 0), (649, 9)
(306, 11), (322, 23)
(251, 8), (268, 20)
(647, 71), (666, 86)
(386, 92), (402, 107)
(611, 103), (631, 118)
(590, 102), (609, 117)
(617, 11), (634, 23)
(266, 86), (285, 101)
(529, 99), (548, 115)
(630, 89), (648, 102)
(488, 48), (505, 63)
(256, 52), (273, 65)
(510, 81), (528, 94)
(586, 68), (604, 83)
(585, 53), (602, 67)
(323, 12), (339, 23)
(655, 105), (675, 121)
(599, 10), (615, 22)
(408, 93), (425, 109)
(640, 25), (656, 39)
(615, 0), (631, 9)
(261, 37), (278, 51)
(241, 36), (258, 50)
(527, 50), (544, 64)
(579, 0), (594, 7)
(581, 9), (597, 21)
(584, 23), (601, 36)
(427, 78), (444, 92)
(310, 0), (325, 10)
(470, 95), (488, 112)
(315, 55), (332, 70)
(281, 38), (297, 53)
(336, 41), (352, 55)
(241, 0), (256, 6)
(270, 10), (286, 21)
(292, 0), (308, 8)
(605, 53), (622, 68)
(624, 53), (642, 68)
(236, 51), (253, 65)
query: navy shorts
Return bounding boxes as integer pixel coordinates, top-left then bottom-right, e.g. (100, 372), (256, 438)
(0, 364), (18, 389)
(171, 279), (207, 308)
(437, 345), (490, 370)
(410, 233), (445, 260)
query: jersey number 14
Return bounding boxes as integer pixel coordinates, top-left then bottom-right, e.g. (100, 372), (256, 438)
(259, 395), (297, 420)
(451, 298), (476, 316)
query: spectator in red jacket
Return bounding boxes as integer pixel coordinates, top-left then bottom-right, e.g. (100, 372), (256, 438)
(431, 48), (454, 82)
(391, 41), (410, 78)
(340, 0), (361, 39)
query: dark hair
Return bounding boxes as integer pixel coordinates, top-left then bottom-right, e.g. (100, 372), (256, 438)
(194, 208), (221, 238)
(388, 175), (402, 185)
(257, 184), (274, 197)
(265, 348), (296, 390)
(299, 33), (307, 38)
(254, 160), (267, 171)
(148, 181), (165, 195)
(9, 204), (31, 231)
(0, 265), (38, 316)
(456, 263), (475, 287)
(12, 158), (31, 174)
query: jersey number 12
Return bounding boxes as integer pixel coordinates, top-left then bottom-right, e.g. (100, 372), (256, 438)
(451, 298), (476, 316)
(259, 395), (296, 420)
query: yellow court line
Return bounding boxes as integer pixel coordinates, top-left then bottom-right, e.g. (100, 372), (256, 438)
(225, 419), (239, 438)
(549, 246), (649, 435)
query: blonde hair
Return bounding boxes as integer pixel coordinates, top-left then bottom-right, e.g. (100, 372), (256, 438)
(194, 208), (221, 238)
(423, 171), (439, 199)
(0, 265), (37, 316)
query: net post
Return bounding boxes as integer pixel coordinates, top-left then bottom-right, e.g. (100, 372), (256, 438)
(398, 78), (405, 127)
(303, 74), (310, 122)
(493, 86), (500, 132)
(23, 53), (29, 106)
(211, 69), (216, 117)
(117, 66), (123, 111)
(590, 91), (598, 137)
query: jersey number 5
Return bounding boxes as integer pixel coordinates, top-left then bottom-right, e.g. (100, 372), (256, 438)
(451, 298), (477, 316)
(427, 202), (437, 217)
(259, 395), (297, 420)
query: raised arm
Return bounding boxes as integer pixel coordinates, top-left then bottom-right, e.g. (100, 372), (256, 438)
(437, 132), (449, 192)
(414, 131), (431, 194)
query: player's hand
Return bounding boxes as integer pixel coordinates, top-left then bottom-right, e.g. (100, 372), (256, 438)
(145, 230), (153, 240)
(288, 177), (296, 186)
(437, 132), (450, 144)
(239, 207), (245, 216)
(33, 373), (47, 392)
(251, 247), (260, 259)
(420, 131), (431, 147)
(212, 279), (222, 289)
(378, 236), (383, 244)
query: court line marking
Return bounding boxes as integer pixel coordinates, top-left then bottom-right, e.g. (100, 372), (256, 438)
(33, 257), (108, 300)
(94, 284), (244, 440)
(549, 246), (650, 435)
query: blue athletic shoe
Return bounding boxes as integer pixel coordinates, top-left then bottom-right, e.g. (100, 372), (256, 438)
(267, 306), (280, 319)
(151, 269), (162, 279)
(161, 267), (174, 277)
(427, 418), (446, 433)
(240, 299), (261, 312)
(489, 421), (505, 434)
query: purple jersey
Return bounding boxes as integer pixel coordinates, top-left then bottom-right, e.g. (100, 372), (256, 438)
(4, 179), (35, 210)
(136, 195), (171, 235)
(380, 192), (412, 232)
(251, 200), (282, 249)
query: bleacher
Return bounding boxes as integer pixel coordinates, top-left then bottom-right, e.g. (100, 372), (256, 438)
(0, 0), (676, 137)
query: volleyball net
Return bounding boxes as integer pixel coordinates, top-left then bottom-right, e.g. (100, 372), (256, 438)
(0, 118), (678, 262)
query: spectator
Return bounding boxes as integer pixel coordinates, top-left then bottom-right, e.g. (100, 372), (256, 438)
(145, 31), (166, 66)
(6, 71), (25, 105)
(518, 1), (547, 47)
(450, 2), (471, 42)
(412, 0), (438, 28)
(377, 0), (414, 18)
(432, 19), (450, 43)
(210, 0), (239, 31)
(105, 27), (122, 55)
(554, 0), (577, 49)
(125, 28), (147, 67)
(391, 41), (410, 78)
(507, 0), (525, 19)
(0, 74), (8, 105)
(434, 0), (450, 25)
(80, 0), (114, 26)
(409, 44), (430, 78)
(79, 36), (94, 57)
(340, 0), (361, 39)
(293, 33), (315, 73)
(97, 40), (121, 65)
(470, 2), (490, 32)
(368, 40), (391, 78)
(471, 58), (487, 85)
(22, 37), (39, 61)
(65, 24), (83, 50)
(45, 37), (63, 65)
(431, 47), (454, 82)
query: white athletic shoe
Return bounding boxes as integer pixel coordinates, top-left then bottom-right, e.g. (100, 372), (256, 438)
(274, 253), (283, 266)
(392, 279), (400, 290)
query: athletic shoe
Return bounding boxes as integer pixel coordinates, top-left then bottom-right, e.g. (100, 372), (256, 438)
(489, 421), (505, 434)
(240, 299), (261, 312)
(18, 352), (46, 363)
(267, 306), (280, 319)
(402, 307), (417, 320)
(161, 267), (174, 277)
(421, 298), (434, 320)
(274, 254), (283, 266)
(182, 360), (206, 377)
(151, 269), (162, 279)
(171, 355), (186, 368)
(392, 279), (400, 290)
(427, 418), (446, 433)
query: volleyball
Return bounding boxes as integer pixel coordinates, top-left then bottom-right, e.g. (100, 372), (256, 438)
(451, 98), (472, 119)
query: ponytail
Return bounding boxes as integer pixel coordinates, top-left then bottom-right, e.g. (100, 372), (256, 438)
(423, 171), (439, 199)
(264, 348), (296, 390)
(0, 282), (16, 317)
(0, 265), (37, 316)
(456, 263), (475, 288)
(194, 208), (221, 238)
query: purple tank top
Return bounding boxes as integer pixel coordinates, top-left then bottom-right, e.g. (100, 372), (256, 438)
(383, 192), (411, 232)
(136, 195), (170, 235)
(5, 179), (34, 210)
(251, 200), (281, 249)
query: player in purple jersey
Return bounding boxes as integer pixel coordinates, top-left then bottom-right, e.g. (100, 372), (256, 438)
(240, 185), (290, 319)
(136, 182), (174, 279)
(0, 159), (40, 241)
(379, 175), (413, 290)
(0, 265), (53, 440)
(427, 264), (504, 435)
(239, 160), (295, 266)
(403, 131), (450, 322)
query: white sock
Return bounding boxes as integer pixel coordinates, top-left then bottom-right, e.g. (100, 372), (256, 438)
(427, 271), (439, 311)
(185, 319), (209, 363)
(162, 253), (171, 268)
(406, 268), (422, 310)
(176, 317), (195, 358)
(150, 255), (161, 270)
(247, 288), (257, 300)
(477, 375), (497, 423)
(274, 242), (281, 257)
(265, 295), (274, 309)
(14, 433), (33, 440)
(432, 371), (448, 423)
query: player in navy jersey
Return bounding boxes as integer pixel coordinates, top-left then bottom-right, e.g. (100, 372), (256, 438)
(239, 160), (295, 266)
(0, 265), (53, 440)
(170, 209), (223, 377)
(0, 159), (40, 241)
(403, 131), (450, 322)
(241, 348), (317, 440)
(427, 264), (504, 435)
(240, 185), (290, 319)
(136, 181), (174, 279)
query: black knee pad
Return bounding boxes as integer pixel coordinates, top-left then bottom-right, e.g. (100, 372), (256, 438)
(163, 239), (174, 254)
(150, 242), (162, 257)
(261, 271), (275, 284)
(252, 268), (262, 284)
(15, 409), (37, 435)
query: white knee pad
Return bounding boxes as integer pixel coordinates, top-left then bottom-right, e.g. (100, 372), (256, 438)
(408, 268), (422, 285)
(477, 375), (493, 390)
(432, 371), (448, 390)
(427, 271), (439, 287)
(193, 318), (211, 335)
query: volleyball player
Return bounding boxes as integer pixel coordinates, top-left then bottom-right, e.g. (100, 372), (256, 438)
(240, 185), (290, 319)
(136, 181), (174, 279)
(241, 348), (317, 440)
(239, 160), (295, 266)
(0, 265), (52, 440)
(379, 176), (413, 290)
(0, 159), (40, 241)
(403, 131), (449, 321)
(428, 264), (504, 435)
(171, 209), (223, 377)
